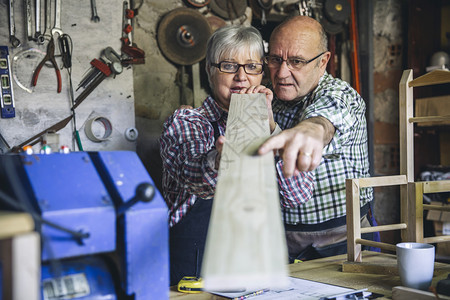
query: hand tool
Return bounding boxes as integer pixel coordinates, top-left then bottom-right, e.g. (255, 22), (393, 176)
(51, 0), (63, 37)
(31, 37), (62, 93)
(25, 0), (33, 41)
(35, 0), (45, 44)
(8, 0), (21, 48)
(74, 58), (122, 109)
(44, 0), (52, 36)
(10, 114), (72, 152)
(12, 48), (46, 93)
(74, 47), (123, 109)
(0, 46), (16, 118)
(91, 0), (100, 22)
(121, 1), (132, 46)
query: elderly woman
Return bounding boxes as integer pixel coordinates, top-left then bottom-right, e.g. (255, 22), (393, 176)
(159, 25), (315, 286)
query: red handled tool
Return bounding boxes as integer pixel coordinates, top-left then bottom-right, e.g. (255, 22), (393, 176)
(31, 37), (62, 93)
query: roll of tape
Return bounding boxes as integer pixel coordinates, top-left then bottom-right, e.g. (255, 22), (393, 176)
(84, 116), (113, 142)
(125, 127), (138, 141)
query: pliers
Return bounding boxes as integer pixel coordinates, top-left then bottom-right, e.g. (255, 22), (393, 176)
(32, 37), (62, 93)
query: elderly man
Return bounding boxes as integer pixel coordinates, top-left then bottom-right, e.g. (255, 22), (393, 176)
(259, 15), (377, 262)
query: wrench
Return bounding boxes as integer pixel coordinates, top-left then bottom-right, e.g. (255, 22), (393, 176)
(25, 0), (33, 41)
(35, 0), (45, 44)
(51, 0), (63, 37)
(91, 0), (100, 22)
(8, 0), (21, 48)
(44, 0), (52, 36)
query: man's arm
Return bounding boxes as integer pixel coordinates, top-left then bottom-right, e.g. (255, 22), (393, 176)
(258, 116), (335, 177)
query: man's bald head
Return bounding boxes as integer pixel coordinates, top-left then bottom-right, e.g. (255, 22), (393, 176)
(270, 16), (328, 54)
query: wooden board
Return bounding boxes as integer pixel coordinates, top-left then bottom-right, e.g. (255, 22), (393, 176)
(392, 286), (450, 300)
(201, 93), (288, 292)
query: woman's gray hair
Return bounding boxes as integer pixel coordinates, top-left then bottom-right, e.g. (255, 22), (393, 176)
(205, 25), (264, 89)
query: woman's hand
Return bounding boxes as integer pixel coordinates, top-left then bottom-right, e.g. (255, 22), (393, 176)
(239, 85), (276, 133)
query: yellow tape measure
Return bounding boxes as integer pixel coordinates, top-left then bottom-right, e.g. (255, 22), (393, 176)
(177, 276), (203, 293)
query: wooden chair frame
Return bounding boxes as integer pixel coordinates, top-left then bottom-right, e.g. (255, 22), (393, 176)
(346, 69), (450, 266)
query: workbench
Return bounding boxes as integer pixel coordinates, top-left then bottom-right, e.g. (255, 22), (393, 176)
(169, 251), (450, 299)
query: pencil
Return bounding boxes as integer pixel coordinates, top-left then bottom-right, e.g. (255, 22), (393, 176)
(232, 289), (269, 300)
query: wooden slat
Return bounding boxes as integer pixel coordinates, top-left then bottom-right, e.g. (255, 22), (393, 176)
(392, 286), (450, 300)
(355, 238), (397, 252)
(360, 223), (407, 234)
(422, 180), (450, 193)
(410, 115), (450, 123)
(423, 236), (450, 244)
(346, 179), (362, 262)
(201, 93), (288, 292)
(357, 175), (407, 188)
(408, 182), (423, 242)
(423, 204), (450, 212)
(0, 212), (34, 239)
(399, 69), (414, 183)
(409, 69), (450, 87)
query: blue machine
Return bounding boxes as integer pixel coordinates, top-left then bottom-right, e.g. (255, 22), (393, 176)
(0, 151), (169, 299)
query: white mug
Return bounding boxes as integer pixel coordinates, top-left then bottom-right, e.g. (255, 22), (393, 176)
(396, 242), (435, 291)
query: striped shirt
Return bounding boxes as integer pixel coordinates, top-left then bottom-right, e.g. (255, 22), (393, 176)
(272, 72), (373, 225)
(160, 96), (315, 227)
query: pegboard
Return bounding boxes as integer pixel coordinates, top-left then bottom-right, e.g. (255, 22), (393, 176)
(0, 0), (136, 153)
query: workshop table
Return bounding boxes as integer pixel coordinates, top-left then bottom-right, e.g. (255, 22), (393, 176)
(169, 251), (450, 299)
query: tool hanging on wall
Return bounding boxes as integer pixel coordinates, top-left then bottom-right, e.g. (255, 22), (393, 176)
(31, 36), (62, 93)
(91, 0), (100, 22)
(0, 46), (16, 118)
(8, 0), (21, 47)
(157, 7), (212, 66)
(73, 47), (123, 109)
(10, 115), (72, 153)
(12, 48), (46, 93)
(120, 1), (145, 65)
(59, 33), (84, 151)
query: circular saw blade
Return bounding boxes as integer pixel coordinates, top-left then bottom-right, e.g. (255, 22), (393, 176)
(157, 8), (213, 65)
(209, 0), (247, 20)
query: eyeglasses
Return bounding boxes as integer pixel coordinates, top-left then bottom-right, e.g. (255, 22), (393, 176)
(211, 61), (264, 75)
(264, 51), (327, 70)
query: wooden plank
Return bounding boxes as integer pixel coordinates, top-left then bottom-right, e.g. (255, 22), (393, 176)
(201, 93), (288, 292)
(409, 69), (450, 87)
(355, 239), (397, 252)
(410, 115), (450, 124)
(346, 179), (362, 262)
(357, 175), (407, 188)
(393, 286), (450, 300)
(360, 223), (407, 234)
(0, 232), (40, 300)
(408, 182), (423, 242)
(422, 180), (450, 193)
(423, 236), (450, 244)
(0, 212), (34, 239)
(424, 204), (450, 212)
(399, 69), (414, 242)
(399, 69), (414, 183)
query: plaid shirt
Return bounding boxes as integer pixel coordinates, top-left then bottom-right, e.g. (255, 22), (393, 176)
(160, 96), (315, 227)
(272, 72), (373, 225)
